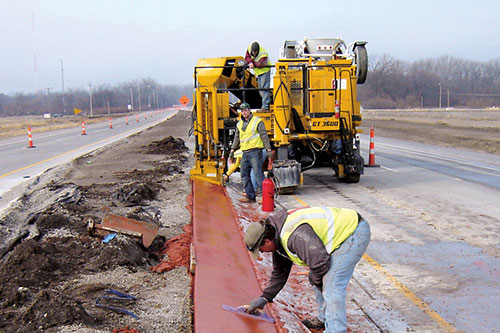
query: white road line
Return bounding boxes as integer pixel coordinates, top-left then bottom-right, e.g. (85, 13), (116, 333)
(380, 165), (397, 172)
(377, 142), (500, 173)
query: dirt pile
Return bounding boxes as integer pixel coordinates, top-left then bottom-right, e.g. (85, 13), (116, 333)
(0, 112), (194, 332)
(151, 224), (192, 273)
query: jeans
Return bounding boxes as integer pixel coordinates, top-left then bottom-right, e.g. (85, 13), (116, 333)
(258, 71), (271, 109)
(250, 149), (267, 190)
(313, 219), (371, 332)
(241, 149), (264, 200)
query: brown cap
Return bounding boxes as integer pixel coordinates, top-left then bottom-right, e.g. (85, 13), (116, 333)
(244, 222), (266, 260)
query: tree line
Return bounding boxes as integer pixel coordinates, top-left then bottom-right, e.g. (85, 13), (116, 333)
(2, 55), (500, 116)
(358, 55), (500, 109)
(0, 78), (192, 117)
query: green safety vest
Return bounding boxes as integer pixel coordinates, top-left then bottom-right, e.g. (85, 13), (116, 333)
(280, 207), (359, 266)
(247, 44), (272, 77)
(237, 115), (265, 151)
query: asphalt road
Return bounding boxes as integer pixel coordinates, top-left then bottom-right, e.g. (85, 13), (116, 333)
(276, 135), (500, 332)
(1, 115), (498, 331)
(0, 109), (178, 212)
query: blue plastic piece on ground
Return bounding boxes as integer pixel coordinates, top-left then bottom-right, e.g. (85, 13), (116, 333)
(102, 233), (117, 243)
(96, 289), (138, 319)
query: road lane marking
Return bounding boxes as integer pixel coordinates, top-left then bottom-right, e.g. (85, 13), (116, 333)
(292, 195), (457, 332)
(380, 165), (397, 172)
(0, 138), (112, 179)
(0, 113), (176, 180)
(362, 254), (456, 332)
(377, 142), (500, 173)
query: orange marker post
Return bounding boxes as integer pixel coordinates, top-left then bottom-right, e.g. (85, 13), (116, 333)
(27, 126), (36, 148)
(365, 126), (380, 167)
(81, 121), (87, 135)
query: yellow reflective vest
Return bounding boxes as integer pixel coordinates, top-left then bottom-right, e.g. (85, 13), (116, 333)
(247, 44), (272, 77)
(280, 207), (359, 266)
(237, 115), (264, 151)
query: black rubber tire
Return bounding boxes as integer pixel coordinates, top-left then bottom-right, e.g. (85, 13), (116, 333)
(355, 45), (368, 84)
(343, 173), (361, 183)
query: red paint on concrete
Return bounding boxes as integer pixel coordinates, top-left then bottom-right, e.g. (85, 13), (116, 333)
(191, 178), (278, 332)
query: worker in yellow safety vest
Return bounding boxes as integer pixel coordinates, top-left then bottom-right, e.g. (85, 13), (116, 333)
(229, 102), (272, 203)
(245, 41), (272, 111)
(242, 206), (371, 332)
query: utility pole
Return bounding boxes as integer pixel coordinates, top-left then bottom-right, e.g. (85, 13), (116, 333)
(60, 60), (66, 114)
(438, 83), (442, 109)
(46, 87), (52, 114)
(129, 88), (134, 112)
(89, 84), (93, 118)
(138, 86), (142, 112)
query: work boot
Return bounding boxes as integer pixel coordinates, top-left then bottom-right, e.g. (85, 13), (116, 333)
(239, 197), (256, 203)
(301, 317), (325, 329)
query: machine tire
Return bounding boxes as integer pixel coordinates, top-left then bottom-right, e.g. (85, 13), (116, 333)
(355, 45), (368, 84)
(343, 173), (360, 183)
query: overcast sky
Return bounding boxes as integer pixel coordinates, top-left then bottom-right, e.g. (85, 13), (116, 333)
(1, 0), (499, 94)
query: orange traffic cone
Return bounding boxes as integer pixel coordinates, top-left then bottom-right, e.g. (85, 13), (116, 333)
(27, 126), (36, 148)
(136, 114), (139, 122)
(109, 117), (113, 129)
(81, 121), (87, 135)
(125, 115), (129, 125)
(365, 126), (379, 167)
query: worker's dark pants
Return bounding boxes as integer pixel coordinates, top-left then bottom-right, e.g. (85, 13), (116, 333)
(313, 219), (371, 332)
(241, 149), (264, 200)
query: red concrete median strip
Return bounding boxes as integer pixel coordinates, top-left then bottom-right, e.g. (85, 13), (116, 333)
(191, 177), (277, 332)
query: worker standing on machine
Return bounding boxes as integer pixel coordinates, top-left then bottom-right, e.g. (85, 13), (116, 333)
(242, 206), (371, 332)
(245, 41), (272, 111)
(229, 102), (272, 203)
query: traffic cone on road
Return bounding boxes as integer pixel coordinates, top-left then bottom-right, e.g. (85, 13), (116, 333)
(27, 126), (36, 148)
(109, 117), (113, 129)
(365, 126), (380, 167)
(81, 121), (87, 135)
(136, 114), (139, 122)
(125, 115), (129, 125)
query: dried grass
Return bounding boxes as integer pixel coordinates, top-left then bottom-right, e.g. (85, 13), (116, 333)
(0, 115), (109, 139)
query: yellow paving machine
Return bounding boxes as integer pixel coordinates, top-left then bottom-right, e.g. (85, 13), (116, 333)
(190, 37), (368, 192)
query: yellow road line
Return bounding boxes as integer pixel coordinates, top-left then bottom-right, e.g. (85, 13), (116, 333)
(0, 113), (176, 180)
(292, 195), (309, 207)
(293, 195), (456, 332)
(362, 254), (456, 332)
(0, 134), (125, 179)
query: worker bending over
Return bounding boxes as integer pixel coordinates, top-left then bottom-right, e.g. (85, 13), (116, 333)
(243, 206), (371, 332)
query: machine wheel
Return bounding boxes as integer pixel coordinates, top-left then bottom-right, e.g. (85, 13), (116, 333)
(355, 45), (368, 84)
(343, 173), (360, 183)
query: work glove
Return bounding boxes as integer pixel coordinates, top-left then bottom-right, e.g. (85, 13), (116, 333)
(245, 296), (267, 315)
(308, 271), (323, 291)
